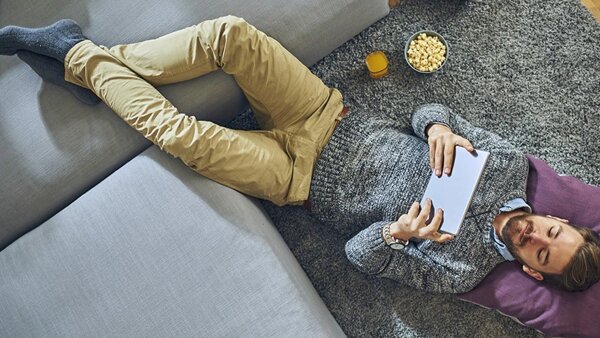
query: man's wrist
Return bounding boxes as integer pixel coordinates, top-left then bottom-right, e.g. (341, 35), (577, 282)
(382, 223), (409, 250)
(425, 123), (451, 137)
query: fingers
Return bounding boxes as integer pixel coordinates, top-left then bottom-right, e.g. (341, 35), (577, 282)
(431, 233), (454, 243)
(429, 207), (443, 229)
(443, 143), (454, 175)
(417, 199), (432, 224)
(428, 139), (435, 170)
(418, 207), (441, 237)
(397, 202), (454, 244)
(406, 201), (420, 219)
(422, 208), (454, 243)
(458, 137), (475, 152)
(435, 137), (475, 176)
(395, 202), (420, 235)
(434, 140), (443, 177)
(429, 128), (476, 177)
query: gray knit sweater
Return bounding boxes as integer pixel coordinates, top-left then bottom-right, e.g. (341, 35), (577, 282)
(309, 104), (529, 294)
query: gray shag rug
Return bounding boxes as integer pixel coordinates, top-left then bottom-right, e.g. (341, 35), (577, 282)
(229, 0), (600, 336)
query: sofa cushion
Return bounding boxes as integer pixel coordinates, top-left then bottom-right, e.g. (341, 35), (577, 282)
(459, 155), (600, 337)
(0, 0), (390, 249)
(0, 146), (345, 337)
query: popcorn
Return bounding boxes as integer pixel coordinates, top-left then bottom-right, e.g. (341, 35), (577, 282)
(407, 33), (447, 72)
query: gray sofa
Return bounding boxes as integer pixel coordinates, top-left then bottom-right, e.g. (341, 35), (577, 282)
(0, 0), (390, 336)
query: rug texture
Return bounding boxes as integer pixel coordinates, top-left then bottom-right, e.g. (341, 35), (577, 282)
(229, 0), (600, 336)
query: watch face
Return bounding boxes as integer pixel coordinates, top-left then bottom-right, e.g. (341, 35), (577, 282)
(390, 242), (405, 250)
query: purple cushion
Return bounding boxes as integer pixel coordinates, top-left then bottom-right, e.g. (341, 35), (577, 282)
(458, 155), (600, 337)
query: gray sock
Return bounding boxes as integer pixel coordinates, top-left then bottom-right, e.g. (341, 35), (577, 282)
(0, 19), (85, 62)
(17, 50), (100, 105)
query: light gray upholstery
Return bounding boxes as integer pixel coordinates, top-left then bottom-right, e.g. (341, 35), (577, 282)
(0, 146), (346, 337)
(0, 0), (390, 335)
(0, 0), (390, 249)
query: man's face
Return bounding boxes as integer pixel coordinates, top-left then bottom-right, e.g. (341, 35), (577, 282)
(501, 213), (584, 276)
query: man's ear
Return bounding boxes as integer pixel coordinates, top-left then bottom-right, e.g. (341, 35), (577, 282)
(522, 265), (544, 281)
(546, 215), (568, 223)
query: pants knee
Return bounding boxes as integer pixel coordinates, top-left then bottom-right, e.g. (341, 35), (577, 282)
(221, 15), (253, 34)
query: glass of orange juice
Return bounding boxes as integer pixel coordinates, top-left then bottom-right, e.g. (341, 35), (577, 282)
(365, 51), (388, 79)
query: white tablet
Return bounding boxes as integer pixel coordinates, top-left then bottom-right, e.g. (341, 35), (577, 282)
(420, 146), (490, 235)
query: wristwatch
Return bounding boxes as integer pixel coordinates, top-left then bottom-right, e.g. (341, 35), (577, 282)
(382, 223), (409, 250)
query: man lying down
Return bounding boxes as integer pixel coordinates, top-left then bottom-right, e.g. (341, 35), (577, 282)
(1, 15), (599, 293)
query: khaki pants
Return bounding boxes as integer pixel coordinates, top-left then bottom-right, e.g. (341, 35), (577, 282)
(64, 15), (344, 206)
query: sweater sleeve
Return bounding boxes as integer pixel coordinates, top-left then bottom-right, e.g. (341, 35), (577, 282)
(411, 103), (452, 140)
(345, 221), (480, 294)
(410, 103), (517, 153)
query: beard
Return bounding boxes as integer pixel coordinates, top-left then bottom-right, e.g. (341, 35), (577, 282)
(501, 213), (529, 260)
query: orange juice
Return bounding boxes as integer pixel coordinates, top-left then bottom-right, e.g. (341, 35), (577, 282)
(365, 51), (388, 79)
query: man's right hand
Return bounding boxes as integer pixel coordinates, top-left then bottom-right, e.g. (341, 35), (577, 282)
(389, 199), (454, 244)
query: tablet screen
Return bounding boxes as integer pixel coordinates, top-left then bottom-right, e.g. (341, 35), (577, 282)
(420, 146), (490, 235)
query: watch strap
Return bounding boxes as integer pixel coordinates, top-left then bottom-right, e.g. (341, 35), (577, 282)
(383, 223), (408, 249)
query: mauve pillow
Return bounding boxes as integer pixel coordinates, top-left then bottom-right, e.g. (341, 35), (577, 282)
(459, 155), (600, 338)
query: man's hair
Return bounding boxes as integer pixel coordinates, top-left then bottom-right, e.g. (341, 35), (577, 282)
(541, 224), (600, 291)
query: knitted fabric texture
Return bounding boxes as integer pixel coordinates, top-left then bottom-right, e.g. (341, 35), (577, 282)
(0, 19), (84, 61)
(309, 103), (530, 293)
(227, 0), (598, 333)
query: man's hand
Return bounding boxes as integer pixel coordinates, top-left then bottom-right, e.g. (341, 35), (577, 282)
(389, 199), (454, 243)
(426, 123), (475, 177)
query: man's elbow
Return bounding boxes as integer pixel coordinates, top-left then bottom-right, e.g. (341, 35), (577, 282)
(344, 241), (390, 275)
(450, 274), (480, 294)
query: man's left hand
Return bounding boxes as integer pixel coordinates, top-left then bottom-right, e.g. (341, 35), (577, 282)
(426, 123), (475, 177)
